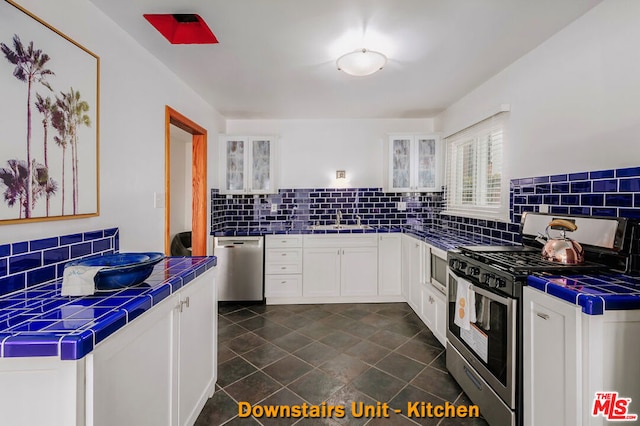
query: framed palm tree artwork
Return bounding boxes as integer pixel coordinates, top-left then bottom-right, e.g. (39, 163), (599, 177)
(0, 0), (99, 224)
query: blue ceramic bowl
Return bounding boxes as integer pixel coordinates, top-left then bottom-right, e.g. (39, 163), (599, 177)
(65, 252), (165, 290)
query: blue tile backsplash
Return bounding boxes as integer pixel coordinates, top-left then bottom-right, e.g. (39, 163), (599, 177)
(512, 166), (640, 223)
(211, 188), (444, 231)
(0, 228), (119, 298)
(211, 165), (640, 244)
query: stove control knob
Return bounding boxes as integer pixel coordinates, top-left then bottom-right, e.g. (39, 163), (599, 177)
(482, 273), (495, 286)
(451, 260), (467, 271)
(468, 267), (480, 276)
(494, 278), (506, 288)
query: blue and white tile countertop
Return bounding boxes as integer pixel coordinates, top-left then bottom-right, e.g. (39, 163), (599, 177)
(0, 256), (216, 360)
(528, 273), (640, 315)
(212, 225), (510, 252)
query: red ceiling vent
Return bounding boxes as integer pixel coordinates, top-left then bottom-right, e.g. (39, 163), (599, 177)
(143, 14), (219, 44)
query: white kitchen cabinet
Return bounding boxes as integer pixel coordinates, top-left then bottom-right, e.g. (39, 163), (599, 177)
(90, 292), (175, 426)
(524, 286), (640, 426)
(377, 234), (402, 296)
(421, 282), (447, 347)
(401, 234), (423, 312)
(219, 135), (278, 194)
(421, 242), (447, 346)
(176, 273), (217, 426)
(341, 246), (379, 296)
(523, 286), (580, 426)
(0, 268), (217, 426)
(302, 235), (378, 298)
(385, 134), (443, 192)
(302, 247), (341, 297)
(401, 235), (447, 346)
(92, 268), (216, 426)
(265, 235), (303, 298)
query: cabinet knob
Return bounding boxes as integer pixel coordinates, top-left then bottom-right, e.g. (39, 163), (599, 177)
(281, 266), (287, 270)
(281, 253), (287, 256)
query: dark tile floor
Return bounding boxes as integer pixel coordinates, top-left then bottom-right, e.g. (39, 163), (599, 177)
(195, 302), (489, 426)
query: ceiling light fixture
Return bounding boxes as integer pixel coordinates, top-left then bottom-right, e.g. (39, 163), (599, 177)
(336, 48), (387, 76)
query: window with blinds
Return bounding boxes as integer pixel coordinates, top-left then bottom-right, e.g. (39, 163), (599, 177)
(444, 112), (508, 221)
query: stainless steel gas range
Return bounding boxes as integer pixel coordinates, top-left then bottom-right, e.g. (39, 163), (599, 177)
(445, 212), (640, 426)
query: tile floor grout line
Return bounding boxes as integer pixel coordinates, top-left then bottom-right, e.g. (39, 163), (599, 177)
(199, 302), (486, 426)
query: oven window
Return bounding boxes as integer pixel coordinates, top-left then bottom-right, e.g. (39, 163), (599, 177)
(448, 279), (510, 386)
(431, 254), (447, 287)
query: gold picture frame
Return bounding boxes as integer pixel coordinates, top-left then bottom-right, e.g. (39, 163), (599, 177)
(0, 0), (99, 224)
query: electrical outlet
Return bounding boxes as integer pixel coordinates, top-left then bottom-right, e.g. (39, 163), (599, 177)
(539, 204), (549, 213)
(270, 203), (278, 213)
(397, 201), (407, 211)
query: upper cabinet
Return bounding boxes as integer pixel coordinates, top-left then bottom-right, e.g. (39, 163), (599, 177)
(384, 134), (443, 192)
(219, 135), (278, 194)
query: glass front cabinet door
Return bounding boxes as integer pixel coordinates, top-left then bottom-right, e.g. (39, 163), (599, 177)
(386, 134), (442, 192)
(219, 135), (278, 194)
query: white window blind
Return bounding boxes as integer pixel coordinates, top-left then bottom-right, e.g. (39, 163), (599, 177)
(444, 112), (508, 221)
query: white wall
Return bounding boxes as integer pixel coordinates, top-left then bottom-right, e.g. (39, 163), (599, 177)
(1, 0), (225, 250)
(226, 118), (434, 188)
(434, 0), (640, 179)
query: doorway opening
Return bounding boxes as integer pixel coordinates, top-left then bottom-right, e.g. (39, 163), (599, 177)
(165, 106), (207, 256)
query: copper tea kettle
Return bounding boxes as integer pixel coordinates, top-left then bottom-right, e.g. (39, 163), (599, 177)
(538, 219), (584, 264)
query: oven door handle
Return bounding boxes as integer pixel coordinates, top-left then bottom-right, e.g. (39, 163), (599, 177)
(468, 283), (512, 305)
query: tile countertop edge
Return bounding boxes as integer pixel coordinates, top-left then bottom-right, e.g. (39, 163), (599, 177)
(526, 274), (640, 315)
(211, 226), (512, 251)
(0, 256), (217, 360)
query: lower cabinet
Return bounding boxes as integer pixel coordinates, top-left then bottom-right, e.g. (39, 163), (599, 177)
(524, 286), (640, 426)
(92, 268), (216, 426)
(523, 286), (580, 426)
(401, 234), (422, 310)
(302, 235), (378, 299)
(302, 247), (341, 297)
(176, 274), (217, 426)
(265, 235), (303, 298)
(401, 234), (447, 347)
(421, 283), (447, 346)
(378, 234), (402, 296)
(0, 268), (217, 426)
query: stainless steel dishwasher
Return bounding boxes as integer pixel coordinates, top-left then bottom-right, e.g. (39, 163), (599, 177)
(213, 236), (264, 302)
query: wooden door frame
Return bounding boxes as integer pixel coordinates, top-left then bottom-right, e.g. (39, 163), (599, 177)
(165, 106), (207, 256)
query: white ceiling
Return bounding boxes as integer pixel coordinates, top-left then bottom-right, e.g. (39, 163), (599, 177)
(88, 0), (602, 119)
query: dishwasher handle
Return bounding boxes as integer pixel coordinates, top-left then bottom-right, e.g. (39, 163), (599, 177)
(215, 237), (263, 249)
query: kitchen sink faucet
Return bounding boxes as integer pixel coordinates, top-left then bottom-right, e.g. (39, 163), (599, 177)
(335, 210), (342, 226)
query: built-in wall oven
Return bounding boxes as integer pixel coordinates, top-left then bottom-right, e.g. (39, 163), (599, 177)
(446, 212), (640, 426)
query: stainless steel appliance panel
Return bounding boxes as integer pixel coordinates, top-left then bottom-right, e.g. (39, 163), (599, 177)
(213, 236), (264, 302)
(447, 271), (517, 408)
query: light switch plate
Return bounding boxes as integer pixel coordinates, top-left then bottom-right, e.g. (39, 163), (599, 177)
(154, 192), (165, 208)
(397, 201), (407, 211)
(270, 203), (278, 213)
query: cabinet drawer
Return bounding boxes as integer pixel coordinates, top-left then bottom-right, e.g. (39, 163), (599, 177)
(265, 263), (302, 274)
(265, 275), (302, 297)
(265, 235), (303, 248)
(266, 248), (302, 264)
